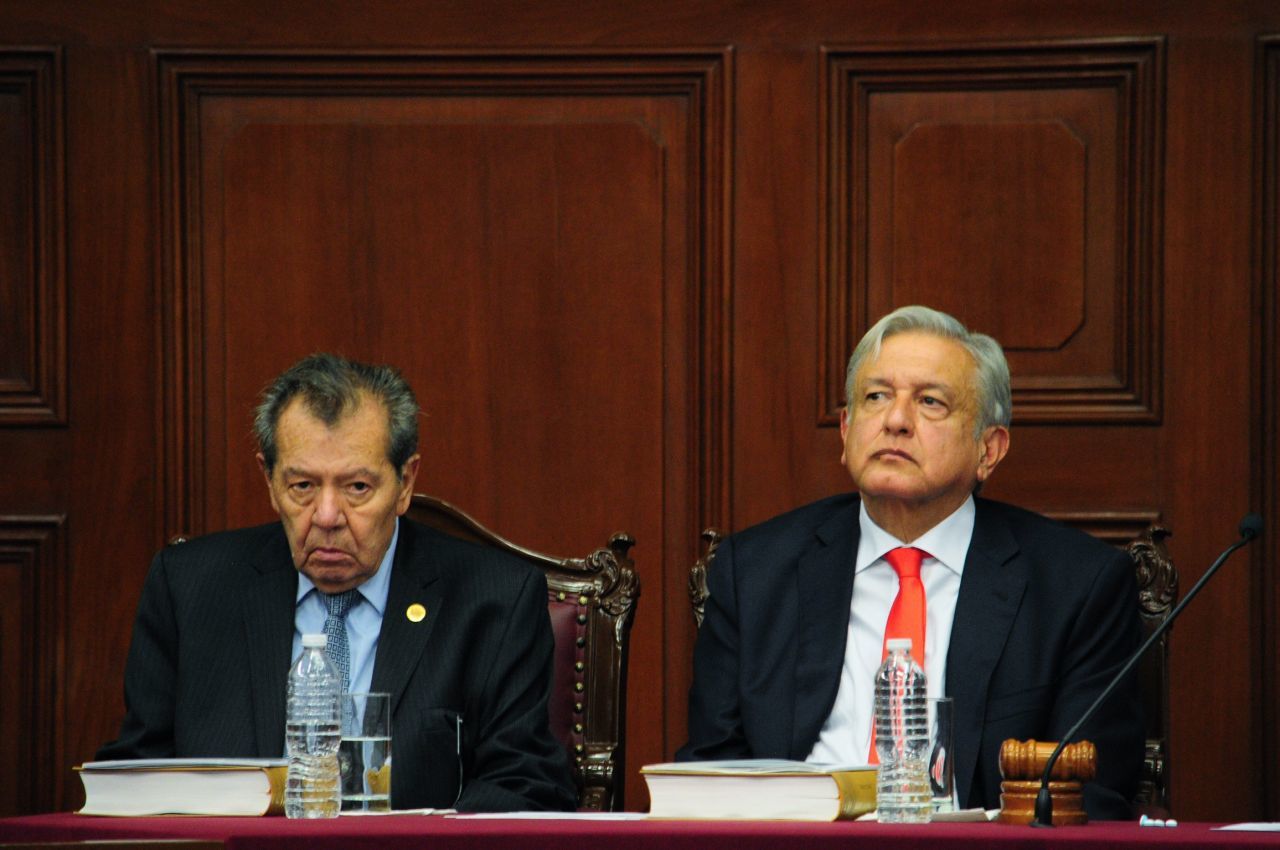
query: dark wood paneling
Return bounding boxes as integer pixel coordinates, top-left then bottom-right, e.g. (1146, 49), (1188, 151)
(1156, 29), (1258, 820)
(1257, 33), (1280, 821)
(0, 0), (1274, 823)
(155, 50), (730, 810)
(892, 121), (1087, 348)
(822, 39), (1164, 425)
(0, 515), (65, 816)
(0, 48), (65, 425)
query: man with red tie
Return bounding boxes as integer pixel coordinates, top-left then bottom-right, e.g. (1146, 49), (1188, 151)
(678, 305), (1143, 819)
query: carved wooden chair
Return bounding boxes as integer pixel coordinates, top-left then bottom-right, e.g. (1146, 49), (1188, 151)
(407, 494), (639, 811)
(687, 523), (1178, 816)
(1128, 525), (1176, 816)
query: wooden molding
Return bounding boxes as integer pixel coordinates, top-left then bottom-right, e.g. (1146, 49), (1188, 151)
(1042, 509), (1162, 546)
(820, 38), (1165, 426)
(0, 47), (66, 425)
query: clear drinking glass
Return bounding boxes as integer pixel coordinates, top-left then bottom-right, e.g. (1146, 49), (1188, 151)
(339, 692), (392, 812)
(929, 696), (957, 814)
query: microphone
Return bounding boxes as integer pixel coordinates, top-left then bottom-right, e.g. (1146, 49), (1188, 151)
(1031, 513), (1263, 827)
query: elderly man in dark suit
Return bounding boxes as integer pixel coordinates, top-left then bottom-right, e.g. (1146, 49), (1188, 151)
(678, 305), (1143, 819)
(99, 353), (575, 812)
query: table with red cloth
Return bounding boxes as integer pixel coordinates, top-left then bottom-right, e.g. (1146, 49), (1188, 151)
(3, 813), (1280, 849)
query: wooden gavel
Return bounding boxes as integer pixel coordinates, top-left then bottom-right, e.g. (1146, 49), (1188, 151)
(999, 739), (1097, 781)
(997, 739), (1096, 825)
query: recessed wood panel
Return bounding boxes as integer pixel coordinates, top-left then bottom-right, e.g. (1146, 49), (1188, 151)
(822, 39), (1164, 424)
(892, 121), (1086, 350)
(0, 515), (65, 816)
(156, 50), (730, 810)
(0, 48), (65, 425)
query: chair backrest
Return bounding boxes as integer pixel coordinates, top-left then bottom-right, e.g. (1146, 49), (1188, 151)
(687, 523), (1177, 815)
(1127, 525), (1176, 816)
(688, 528), (724, 630)
(406, 494), (639, 811)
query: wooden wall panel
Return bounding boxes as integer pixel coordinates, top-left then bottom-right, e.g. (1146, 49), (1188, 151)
(1151, 24), (1257, 820)
(155, 50), (730, 810)
(0, 0), (1275, 824)
(0, 48), (65, 425)
(0, 516), (65, 816)
(1258, 33), (1280, 821)
(823, 40), (1163, 425)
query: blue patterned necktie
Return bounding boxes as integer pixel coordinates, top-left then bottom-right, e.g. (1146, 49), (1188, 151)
(322, 589), (361, 694)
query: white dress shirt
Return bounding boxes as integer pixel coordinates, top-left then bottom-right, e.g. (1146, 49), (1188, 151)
(807, 496), (975, 764)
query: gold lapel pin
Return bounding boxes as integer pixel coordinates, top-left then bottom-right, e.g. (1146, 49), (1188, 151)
(406, 603), (427, 623)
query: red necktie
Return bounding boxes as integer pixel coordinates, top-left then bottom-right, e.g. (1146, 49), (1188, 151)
(869, 546), (929, 764)
(882, 547), (928, 663)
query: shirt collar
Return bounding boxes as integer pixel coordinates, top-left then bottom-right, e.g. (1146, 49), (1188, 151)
(855, 494), (976, 577)
(294, 519), (399, 616)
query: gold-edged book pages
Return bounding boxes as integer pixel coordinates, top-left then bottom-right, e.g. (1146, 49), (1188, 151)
(641, 759), (876, 821)
(76, 758), (289, 816)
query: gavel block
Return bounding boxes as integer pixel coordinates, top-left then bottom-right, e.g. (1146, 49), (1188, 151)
(997, 739), (1096, 825)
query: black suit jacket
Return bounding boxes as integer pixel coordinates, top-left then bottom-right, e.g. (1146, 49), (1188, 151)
(677, 494), (1144, 819)
(99, 517), (576, 812)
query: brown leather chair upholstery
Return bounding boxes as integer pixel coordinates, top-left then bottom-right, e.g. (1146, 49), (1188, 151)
(407, 494), (639, 811)
(688, 523), (1177, 816)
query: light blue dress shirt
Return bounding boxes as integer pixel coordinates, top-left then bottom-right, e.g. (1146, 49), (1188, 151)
(291, 520), (398, 696)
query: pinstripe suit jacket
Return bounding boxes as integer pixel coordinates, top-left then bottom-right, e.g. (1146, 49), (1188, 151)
(677, 493), (1144, 819)
(98, 517), (576, 812)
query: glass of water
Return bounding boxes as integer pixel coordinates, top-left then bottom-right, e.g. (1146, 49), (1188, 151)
(928, 697), (956, 814)
(339, 692), (392, 812)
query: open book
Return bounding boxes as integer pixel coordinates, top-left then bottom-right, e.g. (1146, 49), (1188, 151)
(641, 759), (876, 821)
(77, 758), (288, 816)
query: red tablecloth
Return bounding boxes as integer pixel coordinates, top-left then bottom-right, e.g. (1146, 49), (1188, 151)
(3, 813), (1280, 849)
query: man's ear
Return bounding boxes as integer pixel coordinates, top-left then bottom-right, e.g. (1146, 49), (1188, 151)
(256, 452), (281, 514)
(395, 454), (422, 515)
(838, 406), (851, 467)
(975, 426), (1010, 484)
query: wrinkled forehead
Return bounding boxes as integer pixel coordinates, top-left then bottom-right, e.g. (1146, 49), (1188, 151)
(856, 331), (978, 391)
(276, 393), (394, 458)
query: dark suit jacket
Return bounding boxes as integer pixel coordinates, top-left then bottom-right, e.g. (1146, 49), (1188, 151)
(98, 517), (576, 812)
(677, 493), (1144, 819)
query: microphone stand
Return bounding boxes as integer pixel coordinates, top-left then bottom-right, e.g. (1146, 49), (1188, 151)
(1030, 515), (1262, 827)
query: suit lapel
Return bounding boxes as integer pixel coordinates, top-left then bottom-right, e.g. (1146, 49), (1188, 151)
(371, 520), (443, 714)
(242, 530), (299, 757)
(791, 503), (860, 758)
(946, 500), (1025, 809)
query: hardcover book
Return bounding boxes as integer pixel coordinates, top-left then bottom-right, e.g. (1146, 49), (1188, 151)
(641, 759), (876, 821)
(76, 758), (288, 817)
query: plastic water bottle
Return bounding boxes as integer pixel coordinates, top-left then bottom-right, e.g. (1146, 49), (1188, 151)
(285, 633), (342, 818)
(874, 637), (931, 823)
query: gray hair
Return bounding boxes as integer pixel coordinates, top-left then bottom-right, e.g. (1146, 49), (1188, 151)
(844, 305), (1012, 435)
(254, 353), (420, 477)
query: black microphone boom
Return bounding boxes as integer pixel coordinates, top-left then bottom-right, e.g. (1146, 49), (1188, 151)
(1031, 513), (1263, 827)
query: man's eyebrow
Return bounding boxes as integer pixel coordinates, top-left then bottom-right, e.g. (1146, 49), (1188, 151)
(278, 465), (384, 479)
(860, 375), (956, 394)
(339, 467), (383, 480)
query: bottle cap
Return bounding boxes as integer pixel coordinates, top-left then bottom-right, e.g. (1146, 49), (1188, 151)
(886, 637), (913, 652)
(301, 633), (328, 649)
